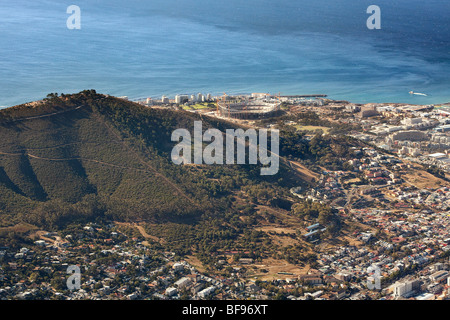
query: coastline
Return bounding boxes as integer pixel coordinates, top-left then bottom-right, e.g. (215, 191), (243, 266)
(1, 92), (449, 111)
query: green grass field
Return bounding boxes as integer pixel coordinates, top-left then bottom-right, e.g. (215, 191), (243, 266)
(183, 103), (214, 111)
(294, 124), (330, 134)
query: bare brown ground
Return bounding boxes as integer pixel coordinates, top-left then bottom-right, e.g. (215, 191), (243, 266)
(115, 222), (165, 245)
(286, 160), (319, 183)
(185, 255), (206, 273)
(247, 258), (310, 281)
(0, 222), (38, 234)
(403, 170), (448, 189)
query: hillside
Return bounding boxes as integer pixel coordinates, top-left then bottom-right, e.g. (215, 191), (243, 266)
(0, 90), (313, 229)
(0, 90), (386, 280)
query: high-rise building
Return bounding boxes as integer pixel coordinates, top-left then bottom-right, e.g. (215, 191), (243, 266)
(392, 280), (421, 298)
(175, 95), (189, 104)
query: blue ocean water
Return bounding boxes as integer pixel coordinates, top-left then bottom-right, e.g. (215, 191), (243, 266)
(0, 0), (449, 107)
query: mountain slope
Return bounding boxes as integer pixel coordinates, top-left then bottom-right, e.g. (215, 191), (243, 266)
(0, 91), (303, 229)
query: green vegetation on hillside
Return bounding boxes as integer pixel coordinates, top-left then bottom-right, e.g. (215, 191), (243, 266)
(0, 90), (373, 270)
(0, 91), (299, 229)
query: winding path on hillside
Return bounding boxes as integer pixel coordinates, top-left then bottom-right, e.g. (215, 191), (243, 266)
(0, 104), (197, 206)
(1, 105), (85, 123)
(115, 222), (165, 245)
(0, 150), (152, 173)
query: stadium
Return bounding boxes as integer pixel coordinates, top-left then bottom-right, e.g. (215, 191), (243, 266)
(217, 99), (282, 120)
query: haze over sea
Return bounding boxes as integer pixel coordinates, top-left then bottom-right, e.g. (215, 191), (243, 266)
(0, 0), (449, 107)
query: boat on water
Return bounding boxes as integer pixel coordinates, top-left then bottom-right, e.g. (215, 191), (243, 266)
(409, 91), (428, 96)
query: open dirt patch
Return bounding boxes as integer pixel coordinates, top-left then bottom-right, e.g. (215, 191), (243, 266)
(0, 222), (38, 235)
(185, 255), (206, 273)
(403, 170), (448, 189)
(115, 222), (165, 244)
(247, 258), (309, 281)
(286, 160), (319, 183)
